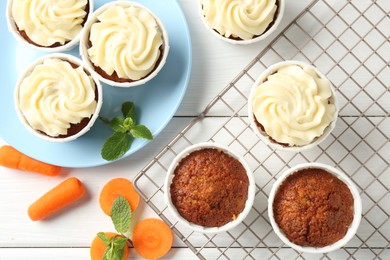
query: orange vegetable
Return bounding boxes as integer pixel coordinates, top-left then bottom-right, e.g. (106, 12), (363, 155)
(90, 232), (129, 260)
(99, 178), (140, 216)
(28, 177), (85, 221)
(133, 218), (173, 259)
(0, 145), (61, 176)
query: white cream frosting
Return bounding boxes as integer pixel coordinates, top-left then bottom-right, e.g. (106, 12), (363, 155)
(252, 65), (336, 146)
(87, 5), (163, 81)
(201, 0), (277, 40)
(19, 58), (97, 137)
(11, 0), (88, 47)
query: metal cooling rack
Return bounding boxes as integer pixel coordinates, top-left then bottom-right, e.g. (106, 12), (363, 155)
(134, 0), (390, 259)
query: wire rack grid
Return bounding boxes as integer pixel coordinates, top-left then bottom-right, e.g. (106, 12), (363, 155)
(134, 0), (390, 259)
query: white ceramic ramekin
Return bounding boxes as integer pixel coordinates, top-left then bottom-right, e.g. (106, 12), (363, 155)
(6, 0), (93, 52)
(198, 0), (285, 45)
(248, 60), (339, 152)
(164, 142), (256, 234)
(268, 162), (362, 254)
(14, 53), (103, 143)
(80, 1), (170, 88)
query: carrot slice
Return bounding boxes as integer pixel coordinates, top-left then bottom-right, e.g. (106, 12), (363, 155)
(99, 178), (140, 216)
(133, 218), (173, 259)
(0, 145), (61, 176)
(28, 177), (85, 221)
(90, 232), (129, 260)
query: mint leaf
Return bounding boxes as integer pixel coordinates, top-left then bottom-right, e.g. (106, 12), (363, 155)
(103, 245), (115, 260)
(109, 117), (126, 133)
(121, 102), (135, 120)
(130, 125), (153, 140)
(101, 132), (133, 161)
(113, 237), (127, 259)
(97, 232), (111, 247)
(102, 235), (128, 260)
(122, 117), (135, 131)
(101, 101), (153, 161)
(110, 196), (132, 234)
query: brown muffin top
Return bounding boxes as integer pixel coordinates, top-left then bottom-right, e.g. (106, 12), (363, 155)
(170, 148), (249, 227)
(273, 168), (354, 247)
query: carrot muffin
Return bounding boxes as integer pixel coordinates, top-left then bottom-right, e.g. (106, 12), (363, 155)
(86, 4), (165, 83)
(10, 0), (90, 48)
(200, 0), (280, 41)
(251, 62), (337, 147)
(170, 148), (249, 227)
(16, 56), (99, 139)
(273, 168), (354, 247)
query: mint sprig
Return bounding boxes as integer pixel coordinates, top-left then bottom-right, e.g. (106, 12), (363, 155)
(98, 196), (133, 260)
(100, 102), (153, 161)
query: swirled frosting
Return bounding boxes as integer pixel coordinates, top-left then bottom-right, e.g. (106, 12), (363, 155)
(18, 58), (97, 137)
(88, 5), (163, 81)
(201, 0), (277, 40)
(252, 64), (336, 146)
(11, 0), (88, 47)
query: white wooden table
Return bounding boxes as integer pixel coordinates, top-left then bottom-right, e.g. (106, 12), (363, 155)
(1, 0), (389, 259)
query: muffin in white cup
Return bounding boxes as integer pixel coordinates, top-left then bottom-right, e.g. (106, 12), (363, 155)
(268, 163), (362, 253)
(14, 53), (102, 142)
(164, 142), (256, 234)
(6, 0), (93, 52)
(248, 60), (338, 151)
(80, 1), (169, 87)
(199, 0), (285, 45)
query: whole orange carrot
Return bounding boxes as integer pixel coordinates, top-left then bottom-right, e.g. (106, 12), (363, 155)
(0, 145), (61, 176)
(28, 177), (85, 221)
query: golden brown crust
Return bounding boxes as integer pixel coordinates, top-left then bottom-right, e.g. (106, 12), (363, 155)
(273, 168), (354, 247)
(170, 148), (249, 227)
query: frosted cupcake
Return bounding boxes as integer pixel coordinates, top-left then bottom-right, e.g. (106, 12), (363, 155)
(14, 54), (102, 142)
(80, 1), (169, 87)
(248, 61), (338, 151)
(6, 0), (92, 52)
(199, 0), (285, 44)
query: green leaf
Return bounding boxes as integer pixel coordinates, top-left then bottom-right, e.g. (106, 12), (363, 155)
(112, 237), (127, 260)
(102, 236), (127, 260)
(97, 232), (111, 247)
(122, 117), (135, 131)
(109, 117), (126, 133)
(110, 196), (132, 234)
(121, 102), (135, 120)
(101, 132), (133, 161)
(130, 125), (153, 140)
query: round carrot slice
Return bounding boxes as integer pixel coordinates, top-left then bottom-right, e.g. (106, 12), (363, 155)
(99, 178), (140, 215)
(133, 218), (173, 259)
(90, 232), (129, 260)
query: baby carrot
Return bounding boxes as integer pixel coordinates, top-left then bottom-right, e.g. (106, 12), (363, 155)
(99, 178), (140, 216)
(0, 145), (61, 176)
(133, 218), (173, 259)
(90, 232), (129, 260)
(28, 177), (85, 221)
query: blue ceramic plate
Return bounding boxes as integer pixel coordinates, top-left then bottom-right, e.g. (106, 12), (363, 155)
(0, 0), (192, 167)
